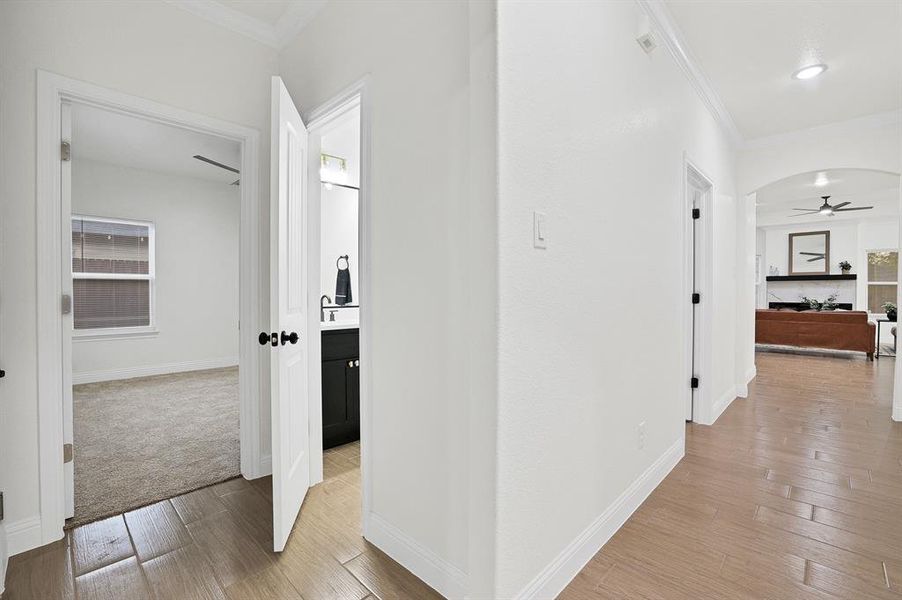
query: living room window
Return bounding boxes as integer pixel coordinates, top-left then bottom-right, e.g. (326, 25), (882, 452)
(866, 250), (898, 314)
(71, 216), (155, 333)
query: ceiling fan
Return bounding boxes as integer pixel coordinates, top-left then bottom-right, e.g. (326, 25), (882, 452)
(193, 154), (240, 185)
(790, 195), (872, 217)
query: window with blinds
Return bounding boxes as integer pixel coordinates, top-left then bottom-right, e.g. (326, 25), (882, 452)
(866, 250), (898, 314)
(71, 217), (154, 330)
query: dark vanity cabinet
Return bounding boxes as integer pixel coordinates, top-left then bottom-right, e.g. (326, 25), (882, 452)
(321, 328), (360, 449)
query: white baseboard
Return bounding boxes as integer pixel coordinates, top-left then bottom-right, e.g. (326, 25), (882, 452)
(735, 364), (758, 399)
(6, 515), (44, 557)
(366, 512), (468, 599)
(73, 357), (238, 384)
(514, 436), (685, 600)
(711, 387), (737, 424)
(894, 404), (902, 422)
(259, 454), (272, 477)
(745, 364), (757, 382)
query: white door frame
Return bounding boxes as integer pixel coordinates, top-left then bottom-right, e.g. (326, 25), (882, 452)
(34, 70), (264, 547)
(302, 78), (373, 535)
(683, 154), (715, 424)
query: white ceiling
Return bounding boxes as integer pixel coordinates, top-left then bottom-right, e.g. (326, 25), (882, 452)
(664, 1), (902, 139)
(756, 169), (901, 206)
(72, 103), (241, 185)
(216, 0), (295, 25)
(756, 168), (901, 226)
(167, 0), (328, 48)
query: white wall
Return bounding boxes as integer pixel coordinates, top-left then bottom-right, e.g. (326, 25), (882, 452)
(495, 1), (738, 597)
(71, 159), (239, 381)
(0, 0), (276, 553)
(279, 1), (493, 595)
(763, 221), (859, 279)
(739, 111), (902, 196)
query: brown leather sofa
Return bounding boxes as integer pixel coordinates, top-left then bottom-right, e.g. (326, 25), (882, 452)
(755, 309), (876, 360)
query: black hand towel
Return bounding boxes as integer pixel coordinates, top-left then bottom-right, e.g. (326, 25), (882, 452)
(336, 263), (352, 306)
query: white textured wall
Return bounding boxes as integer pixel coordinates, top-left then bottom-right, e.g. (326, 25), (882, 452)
(71, 160), (239, 379)
(495, 1), (738, 596)
(0, 0), (276, 549)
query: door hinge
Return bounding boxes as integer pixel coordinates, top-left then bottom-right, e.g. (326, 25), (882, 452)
(61, 140), (71, 162)
(63, 443), (74, 464)
(691, 208), (700, 219)
(692, 292), (700, 304)
(62, 293), (72, 315)
(690, 377), (699, 389)
(0, 491), (4, 522)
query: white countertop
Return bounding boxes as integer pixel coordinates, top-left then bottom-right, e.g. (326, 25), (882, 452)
(320, 320), (359, 331)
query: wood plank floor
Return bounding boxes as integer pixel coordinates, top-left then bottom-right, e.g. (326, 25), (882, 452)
(3, 440), (442, 600)
(561, 350), (902, 600)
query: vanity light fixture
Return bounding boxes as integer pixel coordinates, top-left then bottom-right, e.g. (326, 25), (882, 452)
(793, 64), (827, 80)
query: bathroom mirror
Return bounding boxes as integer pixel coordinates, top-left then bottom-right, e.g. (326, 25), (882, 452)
(788, 230), (830, 275)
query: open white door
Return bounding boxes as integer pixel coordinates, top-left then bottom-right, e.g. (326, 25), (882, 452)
(270, 76), (311, 552)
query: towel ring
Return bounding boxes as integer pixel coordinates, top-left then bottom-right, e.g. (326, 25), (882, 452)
(337, 255), (349, 270)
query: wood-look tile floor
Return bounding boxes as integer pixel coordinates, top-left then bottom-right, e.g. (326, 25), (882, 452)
(561, 350), (902, 600)
(4, 440), (442, 600)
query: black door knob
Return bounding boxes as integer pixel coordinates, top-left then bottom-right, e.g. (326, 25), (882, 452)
(280, 331), (299, 345)
(259, 332), (277, 347)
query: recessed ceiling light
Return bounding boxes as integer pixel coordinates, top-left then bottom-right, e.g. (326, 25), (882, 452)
(814, 172), (829, 187)
(793, 64), (828, 80)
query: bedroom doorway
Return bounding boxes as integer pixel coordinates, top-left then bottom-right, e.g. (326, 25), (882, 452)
(62, 101), (244, 526)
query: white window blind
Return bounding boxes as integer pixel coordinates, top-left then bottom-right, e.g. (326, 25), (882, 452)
(72, 217), (154, 330)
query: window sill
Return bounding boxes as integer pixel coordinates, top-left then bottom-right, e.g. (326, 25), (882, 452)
(73, 327), (159, 341)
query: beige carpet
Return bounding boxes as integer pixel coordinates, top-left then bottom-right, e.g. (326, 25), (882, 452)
(72, 366), (239, 526)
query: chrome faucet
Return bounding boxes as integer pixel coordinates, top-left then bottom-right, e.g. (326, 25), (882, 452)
(320, 295), (332, 322)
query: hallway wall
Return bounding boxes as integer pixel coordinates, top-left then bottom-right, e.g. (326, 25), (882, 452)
(494, 1), (739, 596)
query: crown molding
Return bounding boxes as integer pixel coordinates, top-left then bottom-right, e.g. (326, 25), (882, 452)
(635, 0), (744, 148)
(274, 0), (328, 48)
(743, 109), (902, 151)
(165, 0), (326, 49)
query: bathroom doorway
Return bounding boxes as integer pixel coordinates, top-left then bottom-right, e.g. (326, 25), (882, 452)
(304, 85), (373, 536)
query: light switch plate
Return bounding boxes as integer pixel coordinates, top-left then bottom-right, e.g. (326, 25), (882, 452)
(533, 211), (547, 249)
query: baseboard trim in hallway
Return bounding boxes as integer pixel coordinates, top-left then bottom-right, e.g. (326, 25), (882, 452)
(514, 436), (685, 600)
(366, 512), (468, 599)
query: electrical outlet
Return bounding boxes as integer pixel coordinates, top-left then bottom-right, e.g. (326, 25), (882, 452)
(637, 421), (647, 450)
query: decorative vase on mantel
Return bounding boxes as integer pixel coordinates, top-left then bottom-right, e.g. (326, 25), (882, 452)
(841, 267), (851, 275)
(888, 309), (897, 322)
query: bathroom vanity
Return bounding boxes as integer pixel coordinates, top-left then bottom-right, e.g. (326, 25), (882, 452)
(321, 325), (360, 449)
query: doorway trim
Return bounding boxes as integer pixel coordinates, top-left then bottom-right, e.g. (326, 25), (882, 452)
(35, 70), (263, 547)
(683, 154), (715, 424)
(302, 77), (373, 535)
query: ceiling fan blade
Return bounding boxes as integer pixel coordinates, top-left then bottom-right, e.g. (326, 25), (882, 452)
(789, 212), (819, 217)
(834, 206), (873, 211)
(831, 201), (850, 209)
(193, 154), (240, 174)
(807, 256), (825, 262)
(792, 208), (820, 211)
